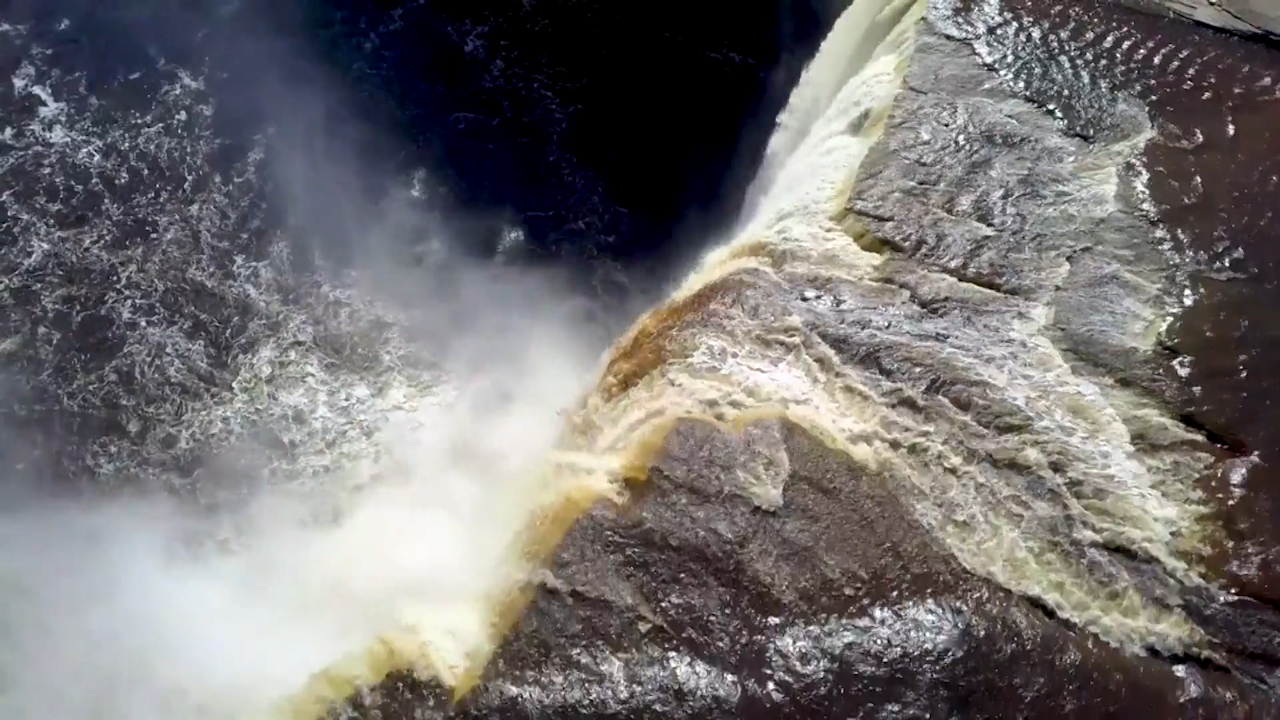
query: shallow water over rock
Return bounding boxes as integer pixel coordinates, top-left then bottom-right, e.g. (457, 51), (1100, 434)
(3, 0), (1280, 717)
(334, 422), (1277, 718)
(933, 0), (1280, 619)
(326, 4), (1280, 716)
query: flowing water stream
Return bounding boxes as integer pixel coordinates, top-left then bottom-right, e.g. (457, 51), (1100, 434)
(1, 0), (1277, 717)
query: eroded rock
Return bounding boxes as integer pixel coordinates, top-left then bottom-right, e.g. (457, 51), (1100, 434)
(335, 421), (1276, 718)
(324, 6), (1280, 718)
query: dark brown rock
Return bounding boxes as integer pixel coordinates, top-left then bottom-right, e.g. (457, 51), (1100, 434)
(334, 421), (1276, 718)
(326, 6), (1280, 718)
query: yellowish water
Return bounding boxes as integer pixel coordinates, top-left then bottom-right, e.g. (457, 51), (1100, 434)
(276, 0), (1223, 715)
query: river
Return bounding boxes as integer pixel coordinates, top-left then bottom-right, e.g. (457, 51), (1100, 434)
(2, 0), (1279, 717)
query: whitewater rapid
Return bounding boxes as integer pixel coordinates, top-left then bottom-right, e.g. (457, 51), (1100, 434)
(0, 13), (599, 719)
(0, 0), (1228, 716)
(277, 1), (935, 714)
(286, 0), (1218, 711)
(573, 0), (1215, 653)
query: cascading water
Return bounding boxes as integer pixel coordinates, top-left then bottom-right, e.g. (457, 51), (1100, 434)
(565, 0), (1216, 660)
(0, 13), (606, 720)
(0, 0), (1252, 717)
(281, 1), (938, 714)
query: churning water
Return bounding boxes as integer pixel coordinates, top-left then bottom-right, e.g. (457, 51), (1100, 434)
(0, 0), (1261, 717)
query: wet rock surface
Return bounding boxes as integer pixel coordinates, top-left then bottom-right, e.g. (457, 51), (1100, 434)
(851, 15), (1280, 691)
(931, 0), (1280, 624)
(336, 422), (1276, 718)
(329, 11), (1280, 717)
(850, 24), (1174, 393)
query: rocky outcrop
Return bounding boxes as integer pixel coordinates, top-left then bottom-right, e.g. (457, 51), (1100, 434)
(329, 420), (1275, 718)
(316, 10), (1280, 718)
(1119, 0), (1280, 39)
(850, 9), (1280, 692)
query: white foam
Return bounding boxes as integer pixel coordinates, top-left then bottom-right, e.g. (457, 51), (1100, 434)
(0, 27), (608, 720)
(0, 2), (1224, 717)
(576, 0), (1215, 657)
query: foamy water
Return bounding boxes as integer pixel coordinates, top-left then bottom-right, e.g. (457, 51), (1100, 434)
(570, 0), (1215, 661)
(0, 0), (1231, 717)
(1, 322), (609, 720)
(0, 15), (609, 718)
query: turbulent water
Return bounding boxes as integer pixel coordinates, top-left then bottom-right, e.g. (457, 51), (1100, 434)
(0, 11), (607, 720)
(0, 22), (435, 488)
(0, 0), (1275, 717)
(579, 0), (1213, 654)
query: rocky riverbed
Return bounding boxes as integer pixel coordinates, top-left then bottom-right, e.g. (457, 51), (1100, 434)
(3, 0), (1280, 718)
(319, 2), (1280, 717)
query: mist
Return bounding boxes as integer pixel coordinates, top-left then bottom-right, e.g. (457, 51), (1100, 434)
(0, 320), (599, 720)
(0, 5), (617, 719)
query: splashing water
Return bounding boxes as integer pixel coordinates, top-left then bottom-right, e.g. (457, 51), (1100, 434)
(0, 0), (1226, 717)
(282, 0), (940, 714)
(0, 16), (609, 720)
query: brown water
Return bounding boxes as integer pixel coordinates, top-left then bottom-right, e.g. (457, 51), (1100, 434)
(935, 0), (1280, 606)
(3, 1), (1280, 717)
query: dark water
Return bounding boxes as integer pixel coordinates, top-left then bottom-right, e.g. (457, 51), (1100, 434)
(0, 0), (841, 485)
(2, 0), (841, 262)
(3, 0), (1280, 713)
(291, 0), (846, 264)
